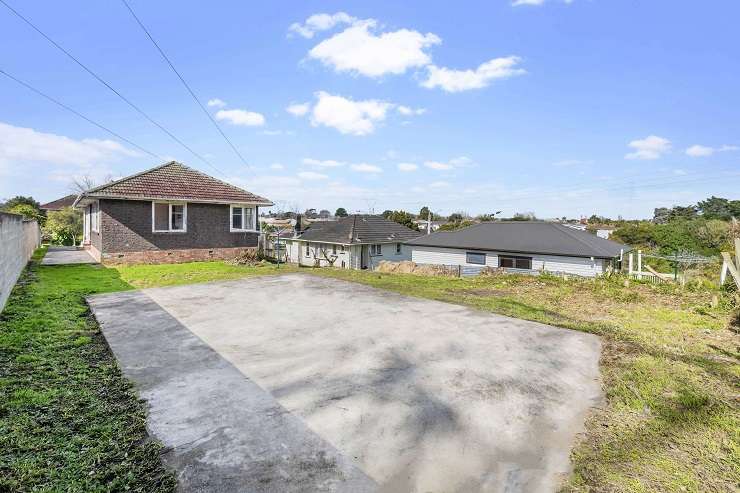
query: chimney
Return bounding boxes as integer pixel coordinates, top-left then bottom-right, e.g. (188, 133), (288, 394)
(295, 214), (303, 234)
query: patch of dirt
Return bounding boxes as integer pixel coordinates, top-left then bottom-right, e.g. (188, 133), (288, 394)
(452, 288), (512, 297)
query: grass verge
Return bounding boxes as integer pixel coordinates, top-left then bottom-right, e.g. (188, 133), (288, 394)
(308, 268), (739, 492)
(0, 249), (168, 492)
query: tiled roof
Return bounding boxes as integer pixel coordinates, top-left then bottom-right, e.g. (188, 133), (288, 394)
(407, 222), (629, 258)
(297, 215), (422, 244)
(40, 194), (78, 210)
(78, 161), (272, 205)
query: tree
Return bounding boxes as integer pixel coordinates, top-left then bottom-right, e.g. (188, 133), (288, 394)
(447, 212), (465, 223)
(382, 210), (418, 230)
(1, 195), (41, 211)
(5, 204), (44, 223)
(44, 207), (83, 246)
(506, 212), (536, 221)
(419, 206), (430, 219)
(438, 220), (474, 231)
(698, 196), (732, 220)
(335, 207), (348, 217)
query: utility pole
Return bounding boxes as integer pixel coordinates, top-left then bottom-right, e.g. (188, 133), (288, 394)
(427, 210), (432, 235)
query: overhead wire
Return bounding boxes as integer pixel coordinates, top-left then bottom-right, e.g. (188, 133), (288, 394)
(0, 0), (226, 176)
(119, 0), (253, 173)
(0, 68), (161, 160)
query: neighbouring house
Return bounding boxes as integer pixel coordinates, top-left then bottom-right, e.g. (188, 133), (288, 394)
(406, 221), (628, 277)
(412, 219), (448, 233)
(40, 194), (78, 212)
(73, 161), (272, 264)
(283, 214), (422, 269)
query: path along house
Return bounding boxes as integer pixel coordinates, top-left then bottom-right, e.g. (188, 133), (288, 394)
(74, 161), (272, 264)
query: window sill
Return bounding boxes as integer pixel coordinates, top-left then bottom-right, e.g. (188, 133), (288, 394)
(230, 229), (258, 233)
(153, 230), (187, 234)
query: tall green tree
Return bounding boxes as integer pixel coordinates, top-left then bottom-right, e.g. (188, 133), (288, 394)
(382, 210), (418, 230)
(335, 207), (348, 217)
(43, 207), (82, 245)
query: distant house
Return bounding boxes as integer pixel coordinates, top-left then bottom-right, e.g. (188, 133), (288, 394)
(40, 194), (78, 212)
(73, 161), (272, 264)
(283, 214), (421, 269)
(412, 219), (448, 233)
(406, 222), (628, 277)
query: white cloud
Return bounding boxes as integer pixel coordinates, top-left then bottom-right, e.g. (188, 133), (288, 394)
(286, 102), (311, 117)
(351, 163), (383, 173)
(215, 109), (266, 126)
(297, 171), (329, 180)
(685, 144), (738, 157)
(309, 91), (393, 136)
(449, 156), (474, 167)
(289, 12), (357, 39)
(625, 135), (671, 160)
(397, 105), (427, 116)
(429, 181), (451, 188)
(207, 98), (226, 108)
(424, 161), (453, 170)
(302, 158), (345, 168)
(0, 122), (138, 169)
(270, 163), (284, 170)
(421, 56), (525, 92)
(308, 19), (440, 78)
(397, 162), (418, 172)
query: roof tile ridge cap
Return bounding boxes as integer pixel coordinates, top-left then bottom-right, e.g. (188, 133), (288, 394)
(84, 160), (175, 194)
(552, 223), (609, 255)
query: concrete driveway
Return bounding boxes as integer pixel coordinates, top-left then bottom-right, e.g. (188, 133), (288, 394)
(89, 274), (602, 493)
(41, 246), (96, 265)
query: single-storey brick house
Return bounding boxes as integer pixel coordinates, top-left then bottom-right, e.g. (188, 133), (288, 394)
(73, 161), (272, 264)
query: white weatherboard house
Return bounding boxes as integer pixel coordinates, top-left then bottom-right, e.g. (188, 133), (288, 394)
(406, 222), (628, 277)
(283, 214), (421, 269)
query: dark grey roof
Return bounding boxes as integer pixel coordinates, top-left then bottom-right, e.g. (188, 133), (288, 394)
(406, 222), (629, 258)
(297, 215), (422, 244)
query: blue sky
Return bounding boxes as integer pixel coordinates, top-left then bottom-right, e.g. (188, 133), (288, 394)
(1, 0), (738, 218)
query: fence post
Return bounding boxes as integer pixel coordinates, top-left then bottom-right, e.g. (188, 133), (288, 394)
(637, 250), (642, 280)
(628, 253), (634, 276)
(458, 265), (462, 277)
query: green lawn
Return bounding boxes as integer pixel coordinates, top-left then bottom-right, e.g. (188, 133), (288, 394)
(1, 253), (737, 492)
(0, 251), (293, 492)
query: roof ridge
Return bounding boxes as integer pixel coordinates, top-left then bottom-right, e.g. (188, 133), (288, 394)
(85, 161), (176, 194)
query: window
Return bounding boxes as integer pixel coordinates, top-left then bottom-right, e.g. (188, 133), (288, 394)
(466, 252), (486, 265)
(340, 245), (345, 252)
(90, 202), (100, 233)
(332, 244), (337, 254)
(230, 205), (255, 231)
(371, 244), (382, 256)
(152, 202), (186, 232)
(396, 243), (402, 254)
(305, 242), (310, 256)
(499, 255), (532, 269)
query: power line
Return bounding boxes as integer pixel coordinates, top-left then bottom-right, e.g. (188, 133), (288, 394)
(0, 0), (225, 176)
(120, 0), (253, 173)
(0, 68), (160, 159)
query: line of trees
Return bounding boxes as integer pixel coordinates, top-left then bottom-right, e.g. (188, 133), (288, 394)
(1, 195), (82, 246)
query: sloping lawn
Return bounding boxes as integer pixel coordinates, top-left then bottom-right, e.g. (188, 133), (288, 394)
(310, 268), (740, 493)
(0, 251), (293, 492)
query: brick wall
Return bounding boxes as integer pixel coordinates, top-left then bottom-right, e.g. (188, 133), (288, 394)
(100, 199), (259, 254)
(102, 246), (257, 265)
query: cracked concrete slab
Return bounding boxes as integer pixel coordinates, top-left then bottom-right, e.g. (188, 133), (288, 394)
(90, 274), (602, 493)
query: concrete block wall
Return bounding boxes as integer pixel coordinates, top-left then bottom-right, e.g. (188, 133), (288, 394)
(0, 212), (41, 312)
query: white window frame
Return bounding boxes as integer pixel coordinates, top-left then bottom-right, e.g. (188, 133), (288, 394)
(90, 202), (100, 233)
(152, 201), (187, 233)
(230, 204), (256, 232)
(396, 243), (402, 254)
